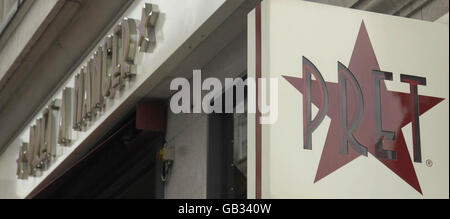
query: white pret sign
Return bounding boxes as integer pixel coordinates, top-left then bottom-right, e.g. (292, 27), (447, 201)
(248, 0), (449, 199)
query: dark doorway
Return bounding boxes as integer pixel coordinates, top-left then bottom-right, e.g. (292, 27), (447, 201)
(207, 76), (248, 199)
(32, 112), (165, 199)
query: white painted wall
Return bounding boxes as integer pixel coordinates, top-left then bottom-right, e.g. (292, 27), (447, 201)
(164, 113), (208, 199)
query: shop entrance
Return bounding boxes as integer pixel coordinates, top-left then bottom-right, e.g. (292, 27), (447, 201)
(31, 111), (166, 199)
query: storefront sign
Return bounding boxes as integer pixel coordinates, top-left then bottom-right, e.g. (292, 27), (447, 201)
(15, 3), (160, 179)
(248, 0), (449, 198)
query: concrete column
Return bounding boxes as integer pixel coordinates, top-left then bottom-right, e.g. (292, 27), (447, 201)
(164, 113), (208, 199)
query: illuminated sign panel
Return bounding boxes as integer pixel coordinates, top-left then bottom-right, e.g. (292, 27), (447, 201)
(248, 0), (448, 198)
(15, 3), (160, 180)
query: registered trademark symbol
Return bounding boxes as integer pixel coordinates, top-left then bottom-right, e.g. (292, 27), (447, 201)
(426, 159), (433, 167)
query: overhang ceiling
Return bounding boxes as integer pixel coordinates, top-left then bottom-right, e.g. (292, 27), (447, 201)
(0, 0), (132, 153)
(307, 0), (449, 21)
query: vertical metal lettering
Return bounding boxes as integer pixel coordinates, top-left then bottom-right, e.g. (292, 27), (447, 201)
(39, 110), (49, 170)
(121, 17), (138, 79)
(59, 87), (74, 146)
(372, 70), (397, 160)
(16, 143), (29, 179)
(34, 118), (43, 171)
(28, 125), (36, 176)
(400, 74), (427, 163)
(102, 35), (113, 98)
(138, 3), (159, 52)
(302, 57), (329, 150)
(93, 47), (104, 110)
(82, 65), (93, 121)
(74, 73), (85, 130)
(111, 24), (122, 97)
(338, 62), (368, 156)
(46, 99), (61, 163)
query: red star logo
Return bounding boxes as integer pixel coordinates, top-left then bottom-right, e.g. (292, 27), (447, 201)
(283, 21), (444, 194)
